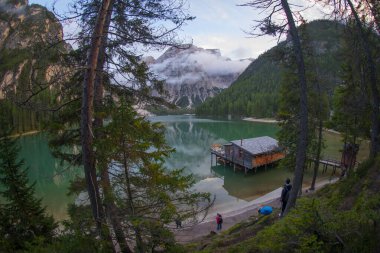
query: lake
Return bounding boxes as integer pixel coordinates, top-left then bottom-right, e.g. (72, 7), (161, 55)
(19, 115), (330, 220)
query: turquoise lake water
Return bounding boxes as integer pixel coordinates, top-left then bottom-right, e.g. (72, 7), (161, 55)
(19, 115), (324, 220)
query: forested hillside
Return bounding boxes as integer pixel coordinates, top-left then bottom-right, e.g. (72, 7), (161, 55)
(0, 1), (70, 133)
(196, 20), (344, 118)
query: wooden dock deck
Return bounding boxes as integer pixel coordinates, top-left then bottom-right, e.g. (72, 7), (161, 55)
(308, 156), (359, 176)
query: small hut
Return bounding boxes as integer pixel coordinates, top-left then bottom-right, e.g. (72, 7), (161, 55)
(211, 136), (285, 173)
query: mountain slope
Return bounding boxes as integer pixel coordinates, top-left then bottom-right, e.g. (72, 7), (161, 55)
(195, 20), (344, 118)
(147, 45), (251, 108)
(0, 0), (70, 133)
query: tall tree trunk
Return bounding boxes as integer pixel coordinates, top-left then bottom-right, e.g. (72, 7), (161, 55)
(81, 0), (113, 236)
(347, 0), (380, 159)
(311, 70), (323, 190)
(122, 147), (145, 253)
(281, 0), (309, 215)
(91, 2), (132, 252)
(310, 117), (323, 190)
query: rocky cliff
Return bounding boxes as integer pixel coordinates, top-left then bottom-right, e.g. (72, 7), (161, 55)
(0, 0), (70, 132)
(0, 0), (70, 99)
(146, 45), (251, 108)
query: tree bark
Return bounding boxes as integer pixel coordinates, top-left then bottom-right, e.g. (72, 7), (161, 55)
(310, 117), (323, 190)
(122, 146), (145, 253)
(347, 0), (380, 159)
(90, 1), (132, 252)
(311, 71), (323, 190)
(281, 0), (309, 215)
(81, 0), (113, 235)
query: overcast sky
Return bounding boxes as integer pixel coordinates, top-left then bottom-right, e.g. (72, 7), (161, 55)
(29, 0), (329, 60)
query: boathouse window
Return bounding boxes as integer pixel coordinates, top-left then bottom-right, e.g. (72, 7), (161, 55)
(239, 149), (243, 158)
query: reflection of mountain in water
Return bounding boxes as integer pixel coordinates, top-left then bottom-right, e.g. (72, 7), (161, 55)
(158, 115), (280, 182)
(211, 165), (292, 201)
(163, 120), (224, 179)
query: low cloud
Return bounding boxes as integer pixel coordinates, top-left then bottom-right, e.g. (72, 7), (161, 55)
(149, 47), (251, 83)
(188, 51), (250, 75)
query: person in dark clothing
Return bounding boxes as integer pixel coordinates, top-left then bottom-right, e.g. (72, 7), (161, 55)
(175, 216), (182, 228)
(216, 213), (223, 231)
(280, 178), (292, 217)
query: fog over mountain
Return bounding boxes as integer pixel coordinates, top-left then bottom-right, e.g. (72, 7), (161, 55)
(145, 45), (251, 108)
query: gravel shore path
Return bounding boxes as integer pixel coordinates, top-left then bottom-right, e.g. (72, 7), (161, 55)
(175, 178), (337, 243)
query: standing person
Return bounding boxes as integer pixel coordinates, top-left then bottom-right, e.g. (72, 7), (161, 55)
(280, 178), (292, 217)
(175, 216), (182, 229)
(216, 213), (223, 231)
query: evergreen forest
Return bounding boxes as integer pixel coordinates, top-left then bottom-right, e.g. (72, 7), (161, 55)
(0, 0), (380, 252)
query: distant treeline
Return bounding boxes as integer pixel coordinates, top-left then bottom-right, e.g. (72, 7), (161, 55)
(196, 20), (344, 118)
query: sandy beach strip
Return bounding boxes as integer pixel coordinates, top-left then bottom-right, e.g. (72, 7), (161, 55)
(175, 178), (337, 243)
(242, 117), (279, 123)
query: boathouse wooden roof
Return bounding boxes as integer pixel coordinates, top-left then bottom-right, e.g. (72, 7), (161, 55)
(229, 136), (280, 156)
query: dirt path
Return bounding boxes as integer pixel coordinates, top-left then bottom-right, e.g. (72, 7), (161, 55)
(175, 178), (337, 243)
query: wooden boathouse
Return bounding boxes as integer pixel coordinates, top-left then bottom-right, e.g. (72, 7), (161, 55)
(210, 136), (285, 174)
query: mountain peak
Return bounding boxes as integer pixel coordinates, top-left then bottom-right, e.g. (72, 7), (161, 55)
(155, 45), (221, 64)
(149, 45), (251, 108)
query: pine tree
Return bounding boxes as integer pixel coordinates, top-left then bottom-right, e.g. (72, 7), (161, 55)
(95, 100), (211, 251)
(277, 24), (329, 190)
(0, 108), (56, 252)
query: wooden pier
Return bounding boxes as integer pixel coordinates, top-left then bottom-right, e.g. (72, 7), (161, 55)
(308, 156), (359, 176)
(309, 157), (341, 175)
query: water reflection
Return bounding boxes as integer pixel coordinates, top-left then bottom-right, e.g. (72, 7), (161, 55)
(155, 115), (279, 181)
(20, 115), (282, 220)
(18, 134), (79, 220)
(152, 115), (285, 216)
(211, 165), (292, 201)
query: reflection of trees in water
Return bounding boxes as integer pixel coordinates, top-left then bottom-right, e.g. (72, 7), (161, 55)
(18, 133), (80, 219)
(162, 118), (279, 182)
(164, 121), (224, 180)
(19, 134), (79, 188)
(196, 121), (279, 142)
(211, 165), (292, 201)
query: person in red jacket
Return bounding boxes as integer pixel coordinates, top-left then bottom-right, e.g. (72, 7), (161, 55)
(216, 213), (223, 231)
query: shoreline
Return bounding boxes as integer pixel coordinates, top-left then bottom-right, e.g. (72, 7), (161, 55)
(7, 130), (40, 139)
(243, 117), (343, 136)
(175, 177), (338, 243)
(242, 117), (279, 123)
